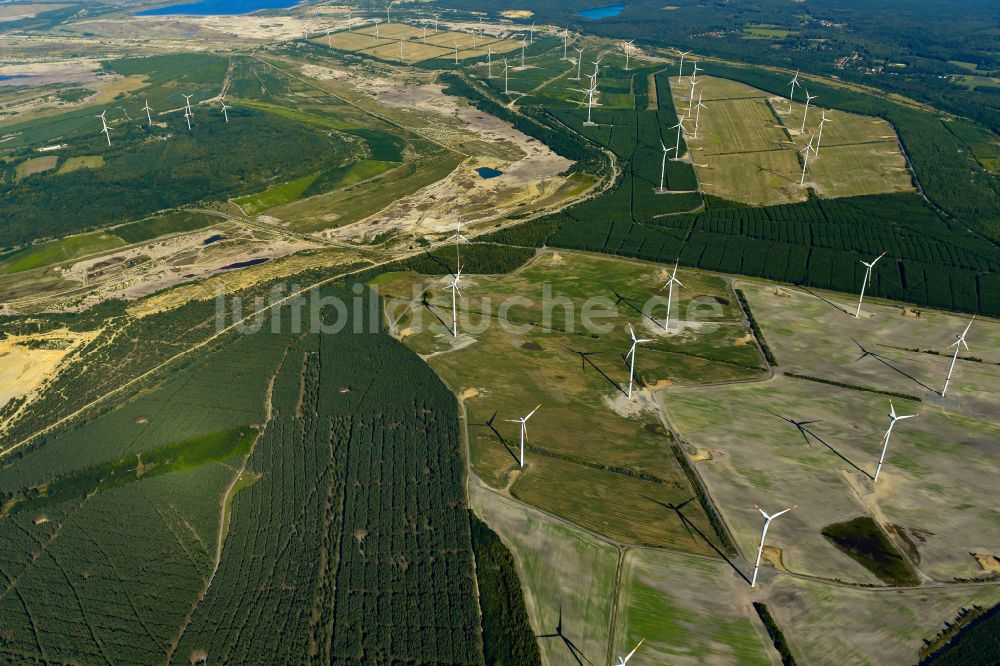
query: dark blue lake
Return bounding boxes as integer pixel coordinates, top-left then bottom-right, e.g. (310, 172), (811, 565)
(476, 167), (503, 179)
(578, 4), (625, 19)
(136, 0), (300, 16)
(0, 74), (35, 83)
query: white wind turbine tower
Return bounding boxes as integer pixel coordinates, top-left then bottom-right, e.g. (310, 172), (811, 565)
(799, 91), (817, 133)
(447, 266), (462, 338)
(873, 400), (919, 484)
(503, 58), (511, 94)
(693, 93), (707, 139)
(448, 220), (468, 266)
(506, 405), (540, 468)
(562, 27), (570, 60)
(751, 503), (797, 588)
(591, 54), (605, 79)
(142, 99), (153, 127)
(453, 41), (460, 65)
(942, 316), (975, 397)
(658, 140), (671, 192)
(686, 75), (698, 118)
(659, 261), (684, 330)
(581, 76), (598, 126)
(676, 49), (690, 77)
(617, 639), (644, 665)
(529, 21), (535, 43)
(97, 110), (111, 146)
(573, 47), (584, 80)
(347, 7), (352, 31)
(670, 118), (686, 158)
(432, 13), (440, 33)
(854, 251), (886, 318)
(622, 39), (635, 71)
(182, 93), (193, 118)
(788, 70), (800, 110)
(373, 18), (381, 39)
(385, 0), (393, 23)
(220, 98), (231, 123)
(798, 134), (816, 186)
(519, 39), (527, 68)
(815, 110), (831, 156)
(472, 27), (479, 51)
(625, 323), (653, 399)
(690, 61), (702, 83)
(399, 38), (406, 59)
(486, 47), (495, 78)
(184, 109), (192, 130)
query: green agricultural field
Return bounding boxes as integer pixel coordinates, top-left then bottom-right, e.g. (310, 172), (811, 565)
(14, 155), (58, 180)
(470, 486), (619, 666)
(672, 75), (914, 204)
(662, 279), (1000, 583)
(763, 576), (1000, 664)
(234, 172), (321, 215)
(318, 23), (522, 64)
(615, 548), (780, 664)
(0, 231), (125, 274)
(112, 210), (222, 244)
(387, 250), (763, 550)
(55, 155), (105, 174)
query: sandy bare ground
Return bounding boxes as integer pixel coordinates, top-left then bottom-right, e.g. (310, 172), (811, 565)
(0, 329), (96, 435)
(3, 225), (321, 313)
(309, 76), (573, 243)
(67, 11), (358, 44)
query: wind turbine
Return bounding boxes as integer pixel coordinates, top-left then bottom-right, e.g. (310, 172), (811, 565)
(670, 118), (686, 158)
(798, 134), (816, 186)
(751, 503), (797, 588)
(142, 99), (153, 127)
(815, 110), (831, 156)
(573, 47), (584, 80)
(690, 61), (702, 83)
(182, 93), (193, 117)
(581, 77), (598, 126)
(472, 27), (478, 51)
(399, 37), (405, 60)
(448, 220), (468, 266)
(327, 28), (332, 47)
(693, 92), (707, 138)
(503, 58), (511, 95)
(453, 41), (460, 65)
(617, 639), (644, 665)
(220, 98), (231, 123)
(432, 13), (439, 32)
(659, 261), (684, 330)
(529, 20), (535, 44)
(592, 54), (605, 79)
(658, 140), (672, 192)
(347, 7), (352, 31)
(519, 39), (527, 68)
(373, 18), (381, 39)
(486, 47), (495, 78)
(942, 317), (975, 397)
(385, 0), (393, 23)
(625, 323), (653, 399)
(562, 27), (570, 60)
(447, 266), (462, 338)
(676, 49), (690, 77)
(800, 91), (817, 133)
(873, 400), (919, 484)
(622, 39), (634, 71)
(687, 76), (698, 118)
(505, 405), (540, 468)
(97, 110), (111, 146)
(184, 110), (192, 130)
(854, 251), (886, 318)
(788, 70), (800, 109)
